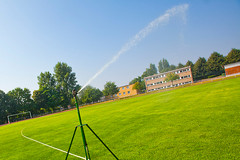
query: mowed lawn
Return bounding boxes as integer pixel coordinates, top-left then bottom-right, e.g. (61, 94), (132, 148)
(0, 77), (240, 160)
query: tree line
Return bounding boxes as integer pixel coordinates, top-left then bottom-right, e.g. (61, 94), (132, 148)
(0, 62), (119, 124)
(0, 49), (239, 124)
(130, 48), (240, 92)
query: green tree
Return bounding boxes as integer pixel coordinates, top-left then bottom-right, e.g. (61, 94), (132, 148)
(102, 81), (119, 97)
(92, 88), (103, 102)
(129, 76), (142, 85)
(185, 60), (194, 69)
(224, 48), (240, 64)
(158, 58), (170, 73)
(164, 72), (179, 87)
(7, 88), (33, 112)
(0, 90), (17, 124)
(35, 71), (62, 111)
(54, 62), (78, 108)
(206, 52), (225, 76)
(142, 63), (158, 78)
(129, 76), (146, 93)
(193, 57), (207, 80)
(32, 89), (46, 112)
(37, 72), (56, 89)
(78, 86), (103, 104)
(177, 63), (184, 69)
(149, 63), (158, 75)
(169, 64), (176, 70)
(132, 81), (146, 93)
(32, 87), (61, 112)
(132, 82), (141, 93)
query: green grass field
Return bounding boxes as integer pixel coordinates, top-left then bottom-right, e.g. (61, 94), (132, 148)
(1, 77), (240, 160)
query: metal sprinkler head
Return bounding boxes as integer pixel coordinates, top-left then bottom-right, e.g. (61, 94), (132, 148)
(72, 89), (77, 97)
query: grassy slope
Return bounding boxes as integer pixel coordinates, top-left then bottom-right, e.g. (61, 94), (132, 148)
(0, 77), (240, 160)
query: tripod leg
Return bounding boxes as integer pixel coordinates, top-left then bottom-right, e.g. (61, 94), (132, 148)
(65, 126), (78, 160)
(86, 124), (119, 160)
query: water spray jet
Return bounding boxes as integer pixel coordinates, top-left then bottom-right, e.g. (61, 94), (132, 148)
(66, 4), (189, 159)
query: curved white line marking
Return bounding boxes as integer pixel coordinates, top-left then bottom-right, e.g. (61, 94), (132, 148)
(21, 128), (85, 159)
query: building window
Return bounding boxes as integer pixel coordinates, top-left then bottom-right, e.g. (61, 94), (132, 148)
(119, 93), (121, 96)
(128, 91), (130, 94)
(122, 87), (125, 90)
(115, 94), (117, 96)
(123, 92), (126, 95)
(127, 86), (129, 89)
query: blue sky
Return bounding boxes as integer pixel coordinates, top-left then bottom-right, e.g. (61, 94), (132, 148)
(0, 0), (240, 93)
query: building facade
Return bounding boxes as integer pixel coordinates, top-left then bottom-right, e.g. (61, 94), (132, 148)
(224, 62), (240, 77)
(113, 84), (138, 99)
(144, 66), (193, 92)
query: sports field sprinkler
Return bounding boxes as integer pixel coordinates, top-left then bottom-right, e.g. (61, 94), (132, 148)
(65, 89), (119, 160)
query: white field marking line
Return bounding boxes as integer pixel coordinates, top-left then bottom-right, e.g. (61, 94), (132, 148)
(21, 128), (86, 160)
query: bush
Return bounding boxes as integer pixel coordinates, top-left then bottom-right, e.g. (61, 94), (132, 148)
(208, 75), (217, 78)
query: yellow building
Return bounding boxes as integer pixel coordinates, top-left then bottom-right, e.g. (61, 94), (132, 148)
(113, 84), (138, 99)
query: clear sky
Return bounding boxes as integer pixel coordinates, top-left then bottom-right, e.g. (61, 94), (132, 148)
(0, 0), (240, 93)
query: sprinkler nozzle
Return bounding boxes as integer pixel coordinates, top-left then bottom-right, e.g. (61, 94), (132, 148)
(72, 89), (77, 97)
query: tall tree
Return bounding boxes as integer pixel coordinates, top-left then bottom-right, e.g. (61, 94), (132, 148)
(142, 63), (158, 78)
(129, 76), (142, 85)
(32, 87), (61, 112)
(78, 86), (103, 104)
(224, 48), (240, 64)
(177, 63), (184, 69)
(132, 81), (146, 93)
(193, 57), (207, 80)
(206, 52), (225, 76)
(129, 76), (146, 93)
(54, 62), (78, 108)
(32, 89), (46, 112)
(102, 81), (119, 97)
(158, 58), (170, 73)
(149, 63), (158, 75)
(35, 71), (62, 111)
(185, 60), (194, 69)
(92, 88), (103, 102)
(169, 64), (176, 70)
(132, 82), (141, 93)
(37, 72), (56, 89)
(164, 72), (179, 87)
(0, 90), (16, 124)
(7, 88), (33, 112)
